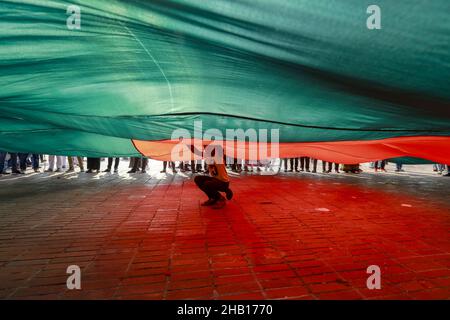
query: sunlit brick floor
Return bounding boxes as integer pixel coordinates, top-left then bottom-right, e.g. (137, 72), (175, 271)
(0, 160), (449, 300)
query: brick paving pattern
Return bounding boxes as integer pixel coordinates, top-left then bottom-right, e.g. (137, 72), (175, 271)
(0, 161), (449, 300)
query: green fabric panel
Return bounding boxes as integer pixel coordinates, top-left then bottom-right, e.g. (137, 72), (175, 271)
(0, 0), (449, 156)
(388, 157), (434, 165)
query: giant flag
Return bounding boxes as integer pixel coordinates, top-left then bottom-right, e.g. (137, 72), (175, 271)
(0, 0), (449, 163)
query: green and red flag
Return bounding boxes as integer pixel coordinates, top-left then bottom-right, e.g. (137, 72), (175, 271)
(0, 0), (449, 163)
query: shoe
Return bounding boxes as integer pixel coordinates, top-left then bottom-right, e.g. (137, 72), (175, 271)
(12, 170), (23, 174)
(34, 169), (40, 173)
(201, 198), (217, 206)
(225, 188), (233, 200)
(80, 169), (85, 172)
(335, 170), (340, 173)
(114, 169), (118, 173)
(212, 196), (226, 209)
(141, 170), (146, 173)
(312, 170), (317, 173)
(306, 169), (310, 172)
(103, 168), (111, 173)
(86, 169), (93, 173)
(127, 169), (136, 173)
(443, 173), (450, 177)
(160, 170), (166, 173)
(45, 169), (53, 172)
(66, 168), (74, 172)
(55, 168), (61, 172)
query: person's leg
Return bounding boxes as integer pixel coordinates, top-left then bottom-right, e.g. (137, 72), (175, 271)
(194, 175), (209, 189)
(56, 156), (63, 171)
(203, 179), (223, 201)
(312, 159), (317, 173)
(444, 165), (450, 176)
(67, 156), (74, 171)
(300, 157), (304, 171)
(86, 158), (93, 172)
(32, 154), (40, 172)
(114, 158), (120, 171)
(170, 161), (176, 173)
(47, 155), (55, 171)
(194, 175), (217, 204)
(305, 157), (310, 172)
(77, 157), (85, 171)
(18, 153), (28, 171)
(0, 152), (7, 173)
(10, 153), (21, 173)
(141, 158), (148, 173)
(334, 163), (340, 173)
(103, 158), (112, 172)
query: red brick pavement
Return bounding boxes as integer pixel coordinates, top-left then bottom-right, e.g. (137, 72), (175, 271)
(0, 171), (449, 300)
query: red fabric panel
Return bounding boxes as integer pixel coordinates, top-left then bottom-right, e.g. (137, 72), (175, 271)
(132, 136), (450, 164)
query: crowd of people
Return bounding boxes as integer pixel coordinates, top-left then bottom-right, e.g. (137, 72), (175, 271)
(0, 152), (449, 177)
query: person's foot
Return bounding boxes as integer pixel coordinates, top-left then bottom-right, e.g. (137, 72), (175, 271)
(127, 169), (136, 173)
(55, 168), (61, 172)
(201, 198), (217, 206)
(160, 170), (166, 173)
(288, 169), (293, 172)
(335, 170), (340, 173)
(114, 169), (118, 173)
(86, 169), (93, 173)
(66, 168), (74, 172)
(443, 173), (450, 177)
(212, 196), (226, 209)
(34, 168), (40, 173)
(103, 168), (111, 173)
(225, 188), (233, 200)
(0, 171), (11, 175)
(306, 169), (310, 173)
(12, 170), (23, 174)
(80, 169), (85, 172)
(172, 169), (177, 174)
(312, 170), (317, 173)
(45, 168), (53, 172)
(141, 170), (146, 173)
